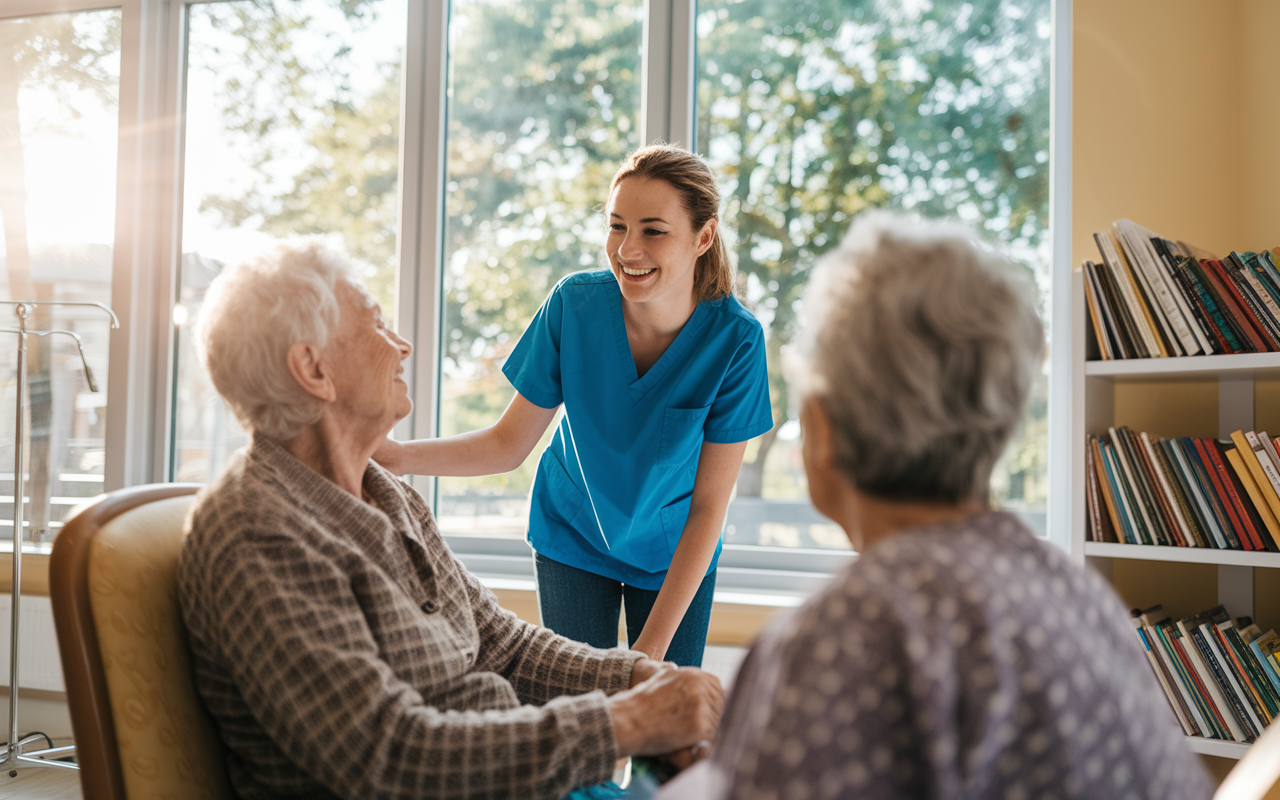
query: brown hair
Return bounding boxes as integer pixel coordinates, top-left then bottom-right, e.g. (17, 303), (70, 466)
(609, 144), (734, 302)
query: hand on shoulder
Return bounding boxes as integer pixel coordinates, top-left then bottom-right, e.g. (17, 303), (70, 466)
(372, 437), (409, 476)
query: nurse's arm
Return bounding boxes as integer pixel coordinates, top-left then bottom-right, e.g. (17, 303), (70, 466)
(373, 392), (559, 476)
(630, 439), (749, 661)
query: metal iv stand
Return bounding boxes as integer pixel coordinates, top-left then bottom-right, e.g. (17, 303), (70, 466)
(0, 300), (118, 775)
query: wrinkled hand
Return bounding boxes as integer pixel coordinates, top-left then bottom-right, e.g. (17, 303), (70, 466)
(372, 437), (409, 476)
(628, 656), (676, 689)
(609, 667), (724, 757)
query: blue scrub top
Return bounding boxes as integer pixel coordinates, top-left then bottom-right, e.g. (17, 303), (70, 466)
(503, 270), (774, 590)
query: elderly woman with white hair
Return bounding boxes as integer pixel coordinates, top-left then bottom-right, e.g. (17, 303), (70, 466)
(656, 213), (1214, 800)
(178, 240), (724, 800)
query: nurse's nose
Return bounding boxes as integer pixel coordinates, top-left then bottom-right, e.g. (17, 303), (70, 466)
(617, 230), (643, 261)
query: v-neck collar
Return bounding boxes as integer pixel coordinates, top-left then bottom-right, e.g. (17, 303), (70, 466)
(606, 279), (711, 403)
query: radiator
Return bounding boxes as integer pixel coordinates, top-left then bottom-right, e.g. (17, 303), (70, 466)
(0, 595), (66, 692)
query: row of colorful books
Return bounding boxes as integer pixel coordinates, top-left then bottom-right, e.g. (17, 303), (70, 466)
(1085, 427), (1280, 551)
(1081, 218), (1280, 359)
(1131, 604), (1280, 742)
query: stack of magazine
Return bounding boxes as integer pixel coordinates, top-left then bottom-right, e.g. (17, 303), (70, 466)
(1086, 427), (1280, 551)
(1132, 604), (1280, 742)
(1082, 219), (1280, 359)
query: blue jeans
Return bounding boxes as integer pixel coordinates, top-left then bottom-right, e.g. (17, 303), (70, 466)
(533, 552), (716, 667)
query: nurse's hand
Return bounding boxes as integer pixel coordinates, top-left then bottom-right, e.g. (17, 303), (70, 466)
(372, 437), (409, 476)
(608, 666), (724, 758)
(628, 656), (676, 688)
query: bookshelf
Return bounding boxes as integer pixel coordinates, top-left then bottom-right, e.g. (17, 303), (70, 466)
(1071, 270), (1280, 760)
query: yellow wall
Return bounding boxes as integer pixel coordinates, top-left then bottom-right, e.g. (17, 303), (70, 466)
(1076, 1), (1280, 780)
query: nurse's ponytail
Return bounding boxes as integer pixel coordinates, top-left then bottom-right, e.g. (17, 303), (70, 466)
(610, 144), (736, 302)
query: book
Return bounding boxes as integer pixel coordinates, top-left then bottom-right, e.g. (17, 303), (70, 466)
(1183, 617), (1258, 739)
(1203, 608), (1274, 725)
(1131, 611), (1196, 735)
(1178, 437), (1238, 549)
(1223, 253), (1280, 349)
(1211, 606), (1280, 719)
(1115, 220), (1201, 355)
(1140, 432), (1193, 547)
(1082, 262), (1114, 361)
(1094, 230), (1161, 357)
(1201, 440), (1261, 551)
(1202, 258), (1271, 352)
(1164, 438), (1228, 549)
(1223, 446), (1280, 552)
(1174, 617), (1249, 740)
(1155, 617), (1231, 739)
(1234, 430), (1280, 526)
(1190, 256), (1260, 353)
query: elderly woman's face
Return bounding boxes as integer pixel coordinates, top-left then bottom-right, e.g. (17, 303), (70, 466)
(326, 280), (413, 432)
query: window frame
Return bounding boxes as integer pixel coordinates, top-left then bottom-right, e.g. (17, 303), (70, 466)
(0, 0), (1070, 589)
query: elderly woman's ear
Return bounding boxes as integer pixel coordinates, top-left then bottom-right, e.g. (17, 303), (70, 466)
(287, 341), (338, 404)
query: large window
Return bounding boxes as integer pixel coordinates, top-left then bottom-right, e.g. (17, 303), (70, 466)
(0, 0), (1060, 580)
(698, 0), (1052, 547)
(171, 0), (405, 482)
(0, 9), (121, 544)
(435, 0), (644, 538)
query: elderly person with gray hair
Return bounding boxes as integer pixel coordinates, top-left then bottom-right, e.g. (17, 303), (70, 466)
(657, 213), (1213, 800)
(178, 240), (724, 800)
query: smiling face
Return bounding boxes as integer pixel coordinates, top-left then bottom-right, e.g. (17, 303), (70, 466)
(606, 176), (716, 311)
(327, 280), (414, 433)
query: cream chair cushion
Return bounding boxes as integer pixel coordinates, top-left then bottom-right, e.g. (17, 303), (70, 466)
(89, 495), (232, 800)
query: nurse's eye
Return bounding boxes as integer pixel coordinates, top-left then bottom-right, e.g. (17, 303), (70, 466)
(644, 228), (668, 236)
(608, 223), (626, 233)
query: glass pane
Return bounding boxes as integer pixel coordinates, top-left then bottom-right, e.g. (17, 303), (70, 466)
(0, 9), (121, 546)
(697, 0), (1052, 548)
(437, 0), (643, 538)
(173, 0), (405, 481)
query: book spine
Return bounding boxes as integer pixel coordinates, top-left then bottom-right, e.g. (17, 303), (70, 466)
(1108, 427), (1158, 545)
(1178, 438), (1236, 549)
(1225, 254), (1280, 348)
(1200, 622), (1267, 733)
(1224, 624), (1280, 718)
(1244, 430), (1280, 511)
(1082, 262), (1114, 361)
(1117, 222), (1198, 354)
(1192, 257), (1259, 353)
(1152, 439), (1209, 548)
(1201, 439), (1259, 550)
(1167, 439), (1228, 549)
(1132, 618), (1197, 734)
(1250, 639), (1280, 699)
(1118, 427), (1175, 546)
(1177, 256), (1242, 353)
(1209, 621), (1274, 725)
(1095, 248), (1141, 358)
(1203, 258), (1271, 352)
(1153, 620), (1224, 738)
(1091, 438), (1125, 543)
(1169, 620), (1241, 740)
(1095, 231), (1159, 357)
(1222, 446), (1280, 552)
(1101, 442), (1140, 544)
(1140, 432), (1193, 547)
(1186, 622), (1257, 740)
(1167, 255), (1228, 354)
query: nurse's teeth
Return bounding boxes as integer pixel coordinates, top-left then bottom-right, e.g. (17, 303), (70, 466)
(622, 266), (654, 276)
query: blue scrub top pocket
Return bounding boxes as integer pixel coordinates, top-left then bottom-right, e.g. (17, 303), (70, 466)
(538, 455), (588, 528)
(659, 494), (694, 556)
(657, 405), (711, 468)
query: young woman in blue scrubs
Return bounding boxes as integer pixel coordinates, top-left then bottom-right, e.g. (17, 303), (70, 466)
(376, 145), (772, 667)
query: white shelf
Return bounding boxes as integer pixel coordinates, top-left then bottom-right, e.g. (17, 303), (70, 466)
(1085, 352), (1280, 379)
(1186, 736), (1250, 759)
(1084, 542), (1280, 568)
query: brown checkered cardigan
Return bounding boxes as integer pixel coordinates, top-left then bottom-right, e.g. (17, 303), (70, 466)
(179, 436), (640, 799)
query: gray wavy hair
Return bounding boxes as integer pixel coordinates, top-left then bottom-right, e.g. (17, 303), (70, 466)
(786, 211), (1045, 503)
(196, 239), (356, 441)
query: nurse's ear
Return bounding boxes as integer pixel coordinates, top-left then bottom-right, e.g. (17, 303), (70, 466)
(694, 216), (718, 258)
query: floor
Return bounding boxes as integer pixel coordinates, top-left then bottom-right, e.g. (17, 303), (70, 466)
(1, 747), (80, 800)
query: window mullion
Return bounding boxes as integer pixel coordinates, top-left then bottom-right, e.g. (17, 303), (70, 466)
(642, 0), (694, 148)
(1047, 0), (1073, 556)
(397, 0), (448, 500)
(105, 0), (180, 490)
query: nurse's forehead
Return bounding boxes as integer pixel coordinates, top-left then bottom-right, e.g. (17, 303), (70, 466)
(607, 180), (685, 218)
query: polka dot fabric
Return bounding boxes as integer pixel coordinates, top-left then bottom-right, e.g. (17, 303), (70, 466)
(659, 512), (1214, 800)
